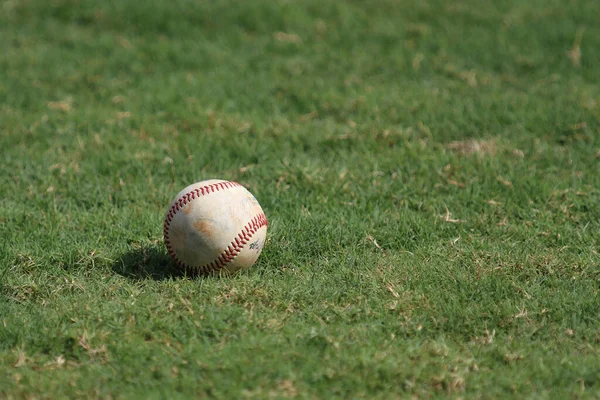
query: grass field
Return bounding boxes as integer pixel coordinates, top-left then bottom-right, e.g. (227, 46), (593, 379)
(1, 0), (600, 398)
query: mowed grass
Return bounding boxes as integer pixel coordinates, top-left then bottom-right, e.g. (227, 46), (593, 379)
(1, 0), (599, 397)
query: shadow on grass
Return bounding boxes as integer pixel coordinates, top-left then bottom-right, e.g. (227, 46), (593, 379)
(111, 245), (187, 281)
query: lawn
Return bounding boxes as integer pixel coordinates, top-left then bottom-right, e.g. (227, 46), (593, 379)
(1, 0), (599, 398)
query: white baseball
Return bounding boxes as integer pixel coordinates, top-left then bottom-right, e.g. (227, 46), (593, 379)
(163, 179), (268, 275)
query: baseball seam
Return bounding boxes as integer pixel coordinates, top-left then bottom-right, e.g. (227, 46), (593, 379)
(163, 181), (268, 274)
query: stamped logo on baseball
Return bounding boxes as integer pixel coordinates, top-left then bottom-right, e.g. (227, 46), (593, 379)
(163, 179), (268, 275)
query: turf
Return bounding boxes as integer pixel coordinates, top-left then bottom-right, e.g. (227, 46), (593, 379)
(1, 0), (599, 398)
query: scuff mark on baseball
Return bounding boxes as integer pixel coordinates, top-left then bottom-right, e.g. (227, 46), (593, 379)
(163, 179), (268, 275)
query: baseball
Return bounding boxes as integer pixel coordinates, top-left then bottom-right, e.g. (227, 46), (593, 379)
(163, 179), (268, 275)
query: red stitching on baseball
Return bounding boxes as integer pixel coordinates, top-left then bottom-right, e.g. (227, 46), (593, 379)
(163, 181), (268, 274)
(194, 212), (268, 273)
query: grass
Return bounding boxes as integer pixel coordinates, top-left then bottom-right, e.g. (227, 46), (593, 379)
(1, 0), (599, 398)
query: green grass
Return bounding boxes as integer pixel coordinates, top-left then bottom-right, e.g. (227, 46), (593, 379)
(1, 0), (600, 398)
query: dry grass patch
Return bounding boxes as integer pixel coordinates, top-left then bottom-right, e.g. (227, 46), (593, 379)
(446, 139), (497, 156)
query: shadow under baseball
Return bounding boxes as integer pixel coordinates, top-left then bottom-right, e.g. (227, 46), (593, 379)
(111, 244), (187, 281)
